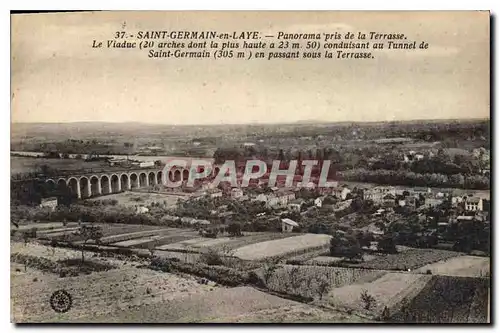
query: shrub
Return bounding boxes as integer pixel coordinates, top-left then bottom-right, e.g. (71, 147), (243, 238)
(360, 289), (376, 310)
(426, 269), (432, 275)
(200, 248), (224, 266)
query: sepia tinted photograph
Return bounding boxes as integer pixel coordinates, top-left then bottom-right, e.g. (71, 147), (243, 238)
(10, 10), (490, 323)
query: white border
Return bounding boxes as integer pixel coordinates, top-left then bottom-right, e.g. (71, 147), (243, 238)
(2, 1), (497, 332)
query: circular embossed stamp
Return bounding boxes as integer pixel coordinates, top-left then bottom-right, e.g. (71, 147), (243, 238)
(49, 289), (73, 313)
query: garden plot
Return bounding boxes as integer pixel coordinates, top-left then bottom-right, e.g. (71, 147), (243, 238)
(326, 272), (432, 315)
(413, 256), (490, 277)
(233, 234), (332, 260)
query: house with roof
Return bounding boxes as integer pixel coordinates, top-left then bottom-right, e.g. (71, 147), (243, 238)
(206, 188), (223, 198)
(363, 186), (395, 204)
(288, 198), (304, 213)
(465, 197), (483, 212)
(281, 218), (299, 233)
(411, 187), (432, 197)
(333, 186), (352, 201)
(398, 196), (417, 210)
(382, 193), (396, 208)
(425, 197), (444, 208)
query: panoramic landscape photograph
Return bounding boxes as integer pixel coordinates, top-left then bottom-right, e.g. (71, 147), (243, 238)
(10, 11), (490, 323)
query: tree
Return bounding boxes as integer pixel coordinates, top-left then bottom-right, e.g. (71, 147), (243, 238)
(330, 232), (363, 262)
(227, 222), (242, 237)
(378, 234), (397, 254)
(74, 224), (103, 263)
(316, 276), (331, 300)
(288, 266), (303, 292)
(147, 238), (160, 259)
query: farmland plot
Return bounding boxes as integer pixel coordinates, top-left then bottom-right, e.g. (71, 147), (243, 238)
(390, 276), (489, 323)
(347, 249), (463, 271)
(87, 286), (337, 323)
(211, 233), (297, 251)
(15, 222), (80, 231)
(261, 265), (387, 299)
(233, 234), (332, 260)
(113, 232), (198, 249)
(327, 272), (433, 315)
(11, 262), (216, 323)
(413, 256), (490, 277)
(156, 237), (212, 251)
(41, 224), (167, 242)
(90, 228), (175, 245)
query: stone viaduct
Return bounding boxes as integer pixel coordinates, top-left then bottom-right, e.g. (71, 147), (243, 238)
(42, 166), (201, 199)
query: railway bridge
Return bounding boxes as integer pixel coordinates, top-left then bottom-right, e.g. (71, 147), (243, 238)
(43, 166), (197, 199)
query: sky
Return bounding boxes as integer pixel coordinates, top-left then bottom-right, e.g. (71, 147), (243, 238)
(11, 11), (490, 125)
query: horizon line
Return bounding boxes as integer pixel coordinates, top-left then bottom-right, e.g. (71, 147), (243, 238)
(10, 117), (491, 127)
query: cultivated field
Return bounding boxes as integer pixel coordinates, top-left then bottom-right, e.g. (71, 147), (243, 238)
(389, 275), (490, 323)
(345, 249), (464, 271)
(10, 241), (220, 323)
(261, 264), (387, 300)
(87, 286), (369, 323)
(413, 256), (490, 277)
(233, 234), (332, 260)
(157, 232), (294, 252)
(11, 262), (217, 323)
(326, 272), (433, 315)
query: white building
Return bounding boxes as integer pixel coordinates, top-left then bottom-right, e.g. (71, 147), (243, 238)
(333, 186), (352, 201)
(40, 197), (58, 211)
(363, 186), (395, 203)
(139, 161), (155, 168)
(465, 197), (483, 212)
(206, 188), (223, 198)
(314, 197), (323, 208)
(135, 206), (149, 214)
(231, 188), (244, 200)
(281, 218), (299, 233)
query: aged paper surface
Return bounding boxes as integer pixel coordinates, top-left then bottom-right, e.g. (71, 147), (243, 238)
(11, 11), (490, 323)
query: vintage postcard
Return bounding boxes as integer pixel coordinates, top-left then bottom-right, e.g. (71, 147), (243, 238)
(10, 11), (490, 323)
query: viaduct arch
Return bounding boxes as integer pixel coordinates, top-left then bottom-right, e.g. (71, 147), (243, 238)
(42, 162), (226, 199)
